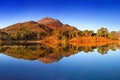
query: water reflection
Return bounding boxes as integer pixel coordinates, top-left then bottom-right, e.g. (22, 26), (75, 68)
(0, 42), (119, 64)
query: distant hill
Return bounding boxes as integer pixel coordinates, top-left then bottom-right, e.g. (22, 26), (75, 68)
(1, 17), (78, 40)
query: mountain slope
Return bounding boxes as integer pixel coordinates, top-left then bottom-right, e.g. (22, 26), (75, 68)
(2, 21), (50, 34)
(2, 21), (52, 40)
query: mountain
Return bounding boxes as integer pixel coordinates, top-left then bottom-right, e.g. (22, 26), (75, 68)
(1, 17), (78, 40)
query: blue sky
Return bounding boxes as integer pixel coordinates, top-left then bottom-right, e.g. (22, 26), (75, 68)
(0, 0), (120, 31)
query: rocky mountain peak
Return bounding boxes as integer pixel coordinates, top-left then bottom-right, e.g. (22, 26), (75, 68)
(37, 17), (63, 29)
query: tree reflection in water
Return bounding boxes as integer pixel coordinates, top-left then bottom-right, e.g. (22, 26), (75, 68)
(0, 42), (119, 64)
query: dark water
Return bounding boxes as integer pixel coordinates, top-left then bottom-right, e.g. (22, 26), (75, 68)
(0, 43), (120, 80)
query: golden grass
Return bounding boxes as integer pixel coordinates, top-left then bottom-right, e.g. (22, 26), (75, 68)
(22, 36), (119, 47)
(69, 37), (118, 46)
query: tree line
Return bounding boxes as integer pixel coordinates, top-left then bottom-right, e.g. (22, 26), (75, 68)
(53, 27), (119, 40)
(0, 27), (120, 41)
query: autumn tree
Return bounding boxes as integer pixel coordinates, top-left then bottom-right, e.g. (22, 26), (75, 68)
(82, 30), (95, 37)
(82, 30), (90, 37)
(97, 27), (109, 37)
(108, 31), (118, 40)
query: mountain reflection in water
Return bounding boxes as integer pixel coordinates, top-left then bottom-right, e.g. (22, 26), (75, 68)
(0, 42), (119, 64)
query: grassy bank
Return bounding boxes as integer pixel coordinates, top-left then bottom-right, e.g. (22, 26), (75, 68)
(69, 37), (118, 46)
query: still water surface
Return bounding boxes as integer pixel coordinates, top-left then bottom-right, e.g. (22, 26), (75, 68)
(0, 43), (120, 80)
